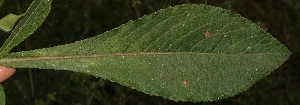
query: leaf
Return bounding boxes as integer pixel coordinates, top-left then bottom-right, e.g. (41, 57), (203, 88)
(0, 14), (23, 32)
(0, 0), (51, 57)
(0, 4), (291, 102)
(0, 85), (4, 105)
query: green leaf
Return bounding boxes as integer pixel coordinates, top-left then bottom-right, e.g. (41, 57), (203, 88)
(0, 0), (51, 57)
(0, 4), (291, 102)
(0, 14), (23, 32)
(0, 85), (4, 105)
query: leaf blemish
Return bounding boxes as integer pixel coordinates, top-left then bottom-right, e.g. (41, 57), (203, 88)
(182, 79), (188, 87)
(205, 29), (210, 38)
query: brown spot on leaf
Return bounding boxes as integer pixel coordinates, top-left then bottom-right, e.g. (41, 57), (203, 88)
(182, 79), (188, 87)
(205, 29), (210, 38)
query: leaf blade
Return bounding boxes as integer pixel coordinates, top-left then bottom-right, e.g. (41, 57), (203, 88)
(0, 0), (51, 57)
(0, 14), (23, 32)
(0, 4), (291, 102)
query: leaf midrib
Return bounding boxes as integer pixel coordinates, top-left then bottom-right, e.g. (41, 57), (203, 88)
(0, 52), (289, 62)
